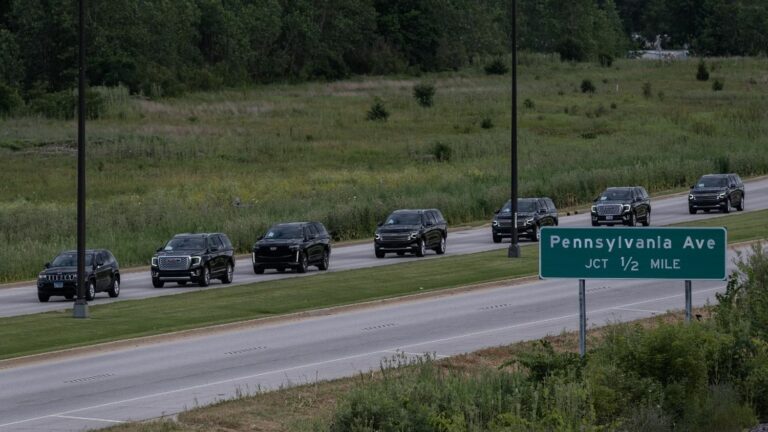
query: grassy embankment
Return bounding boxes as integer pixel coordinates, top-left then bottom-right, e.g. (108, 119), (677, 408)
(2, 56), (768, 281)
(1, 209), (766, 361)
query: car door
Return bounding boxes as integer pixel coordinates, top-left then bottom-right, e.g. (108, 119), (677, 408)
(536, 199), (552, 227)
(95, 251), (111, 290)
(208, 236), (224, 275)
(425, 211), (438, 247)
(306, 224), (320, 263)
(632, 188), (646, 219)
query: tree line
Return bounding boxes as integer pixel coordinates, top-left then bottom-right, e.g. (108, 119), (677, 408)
(0, 0), (765, 111)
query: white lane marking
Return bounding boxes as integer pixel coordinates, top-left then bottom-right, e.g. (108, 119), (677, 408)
(613, 307), (663, 314)
(53, 415), (124, 424)
(0, 285), (723, 429)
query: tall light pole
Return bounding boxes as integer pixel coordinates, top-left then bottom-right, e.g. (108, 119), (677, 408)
(508, 0), (521, 258)
(73, 0), (89, 318)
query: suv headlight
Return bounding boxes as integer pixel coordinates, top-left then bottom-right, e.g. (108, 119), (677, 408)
(688, 194), (695, 201)
(408, 232), (419, 240)
(289, 244), (300, 251)
(525, 218), (534, 225)
(622, 204), (631, 213)
(190, 256), (202, 267)
(374, 233), (381, 240)
(492, 220), (499, 227)
(151, 257), (158, 267)
(717, 192), (726, 199)
(591, 205), (597, 213)
(38, 272), (47, 280)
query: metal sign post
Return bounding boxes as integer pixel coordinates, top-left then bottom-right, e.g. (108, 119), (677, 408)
(685, 280), (692, 323)
(579, 279), (586, 357)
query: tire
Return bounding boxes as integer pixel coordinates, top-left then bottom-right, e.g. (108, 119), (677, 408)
(85, 280), (96, 301)
(530, 225), (540, 242)
(318, 250), (330, 270)
(415, 239), (426, 257)
(65, 294), (74, 300)
(704, 209), (711, 213)
(221, 262), (234, 284)
(492, 233), (501, 243)
(625, 212), (636, 227)
(107, 277), (120, 298)
(396, 251), (405, 256)
(434, 236), (446, 254)
(277, 267), (286, 273)
(689, 207), (697, 215)
(642, 211), (651, 227)
(722, 198), (730, 214)
(198, 265), (210, 287)
(591, 221), (598, 227)
(375, 248), (386, 259)
(253, 265), (264, 274)
(736, 196), (744, 211)
(152, 278), (164, 288)
(177, 281), (187, 286)
(38, 293), (50, 302)
(296, 253), (308, 273)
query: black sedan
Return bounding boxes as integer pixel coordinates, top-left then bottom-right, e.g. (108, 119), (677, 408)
(37, 249), (120, 302)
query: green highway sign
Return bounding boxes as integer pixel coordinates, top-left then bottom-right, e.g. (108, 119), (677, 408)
(539, 227), (727, 280)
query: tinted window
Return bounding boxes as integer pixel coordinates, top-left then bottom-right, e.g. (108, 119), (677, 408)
(51, 252), (93, 267)
(314, 223), (328, 236)
(517, 199), (537, 212)
(434, 210), (445, 223)
(165, 237), (206, 251)
(220, 235), (233, 249)
(545, 198), (556, 211)
(265, 226), (303, 239)
(210, 236), (224, 249)
(697, 176), (728, 188)
(600, 189), (632, 201)
(307, 224), (318, 236)
(384, 212), (423, 226)
(427, 212), (437, 224)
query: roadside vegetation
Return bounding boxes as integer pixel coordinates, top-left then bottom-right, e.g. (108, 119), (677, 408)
(103, 243), (768, 432)
(2, 58), (768, 281)
(1, 210), (766, 362)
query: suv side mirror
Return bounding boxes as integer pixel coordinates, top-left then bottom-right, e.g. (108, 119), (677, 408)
(425, 221), (434, 227)
(377, 221), (383, 227)
(44, 262), (50, 268)
(729, 183), (736, 188)
(690, 185), (694, 189)
(156, 247), (163, 252)
(494, 208), (500, 214)
(209, 246), (219, 253)
(538, 208), (547, 214)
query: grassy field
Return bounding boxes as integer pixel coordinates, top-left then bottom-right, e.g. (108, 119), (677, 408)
(1, 209), (765, 362)
(2, 56), (768, 281)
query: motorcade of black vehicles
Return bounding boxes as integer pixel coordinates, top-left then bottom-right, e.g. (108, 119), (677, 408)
(374, 209), (447, 258)
(688, 173), (745, 214)
(37, 249), (120, 302)
(591, 186), (651, 227)
(252, 222), (331, 274)
(150, 233), (234, 288)
(492, 197), (558, 243)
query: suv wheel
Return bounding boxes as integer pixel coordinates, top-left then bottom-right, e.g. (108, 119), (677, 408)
(435, 236), (446, 255)
(642, 211), (651, 227)
(85, 280), (96, 301)
(736, 196), (744, 211)
(375, 248), (385, 259)
(253, 265), (264, 274)
(221, 262), (234, 284)
(625, 212), (636, 227)
(107, 277), (120, 298)
(198, 265), (211, 287)
(152, 278), (164, 288)
(318, 250), (330, 270)
(38, 293), (50, 302)
(689, 207), (697, 215)
(722, 198), (731, 214)
(415, 239), (426, 257)
(492, 233), (501, 243)
(296, 253), (308, 273)
(531, 224), (540, 242)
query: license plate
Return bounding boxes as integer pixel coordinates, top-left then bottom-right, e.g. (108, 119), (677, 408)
(54, 281), (64, 289)
(606, 215), (613, 221)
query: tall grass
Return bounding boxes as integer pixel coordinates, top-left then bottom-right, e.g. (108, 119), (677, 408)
(2, 58), (768, 281)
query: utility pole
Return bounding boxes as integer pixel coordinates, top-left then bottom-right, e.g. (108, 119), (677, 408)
(73, 0), (89, 318)
(508, 0), (520, 258)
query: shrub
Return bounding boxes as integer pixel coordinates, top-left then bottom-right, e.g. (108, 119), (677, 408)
(712, 79), (724, 91)
(580, 79), (596, 93)
(366, 98), (389, 121)
(429, 142), (452, 162)
(480, 117), (494, 129)
(523, 98), (535, 109)
(598, 53), (613, 67)
(412, 83), (435, 107)
(484, 58), (508, 75)
(0, 83), (22, 116)
(642, 82), (653, 98)
(697, 59), (710, 81)
(557, 37), (587, 62)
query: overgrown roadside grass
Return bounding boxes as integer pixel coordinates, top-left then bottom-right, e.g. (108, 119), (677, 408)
(1, 209), (766, 361)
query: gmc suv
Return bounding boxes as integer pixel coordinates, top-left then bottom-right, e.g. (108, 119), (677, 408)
(591, 186), (651, 226)
(374, 209), (447, 258)
(688, 173), (744, 214)
(37, 249), (120, 302)
(151, 233), (235, 287)
(492, 197), (558, 243)
(252, 222), (331, 274)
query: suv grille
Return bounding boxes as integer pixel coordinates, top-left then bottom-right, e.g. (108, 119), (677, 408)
(597, 204), (623, 216)
(380, 233), (410, 242)
(158, 256), (190, 271)
(49, 273), (76, 281)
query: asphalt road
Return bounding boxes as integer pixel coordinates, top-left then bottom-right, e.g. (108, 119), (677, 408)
(2, 177), (768, 318)
(0, 178), (767, 431)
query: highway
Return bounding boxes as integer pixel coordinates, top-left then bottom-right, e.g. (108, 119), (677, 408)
(2, 177), (768, 318)
(0, 178), (766, 431)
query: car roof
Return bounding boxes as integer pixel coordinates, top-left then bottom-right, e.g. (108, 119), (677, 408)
(60, 249), (102, 255)
(173, 233), (223, 237)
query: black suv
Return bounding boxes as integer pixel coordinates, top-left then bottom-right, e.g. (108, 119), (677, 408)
(37, 249), (120, 302)
(492, 198), (558, 243)
(374, 209), (447, 258)
(591, 186), (651, 226)
(151, 233), (235, 287)
(688, 173), (745, 214)
(252, 222), (331, 274)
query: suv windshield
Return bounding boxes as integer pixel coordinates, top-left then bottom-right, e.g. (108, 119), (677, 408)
(51, 253), (93, 267)
(265, 226), (303, 239)
(164, 237), (206, 251)
(600, 189), (632, 201)
(697, 176), (727, 188)
(384, 213), (422, 226)
(500, 200), (536, 213)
